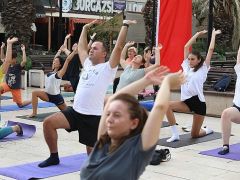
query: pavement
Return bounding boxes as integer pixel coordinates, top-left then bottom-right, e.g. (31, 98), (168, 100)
(1, 87), (240, 180)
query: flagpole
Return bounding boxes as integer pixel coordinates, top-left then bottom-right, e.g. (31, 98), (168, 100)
(151, 0), (156, 48)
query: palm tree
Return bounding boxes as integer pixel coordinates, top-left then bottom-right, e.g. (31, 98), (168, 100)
(1, 0), (36, 46)
(193, 0), (240, 51)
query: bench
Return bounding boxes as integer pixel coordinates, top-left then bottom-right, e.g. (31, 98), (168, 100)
(29, 55), (55, 73)
(28, 55), (55, 88)
(210, 60), (236, 68)
(204, 67), (236, 92)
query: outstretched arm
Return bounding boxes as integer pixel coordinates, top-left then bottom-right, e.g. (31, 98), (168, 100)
(141, 70), (185, 150)
(237, 45), (240, 64)
(62, 34), (71, 56)
(57, 47), (77, 78)
(20, 44), (27, 67)
(144, 44), (162, 73)
(87, 32), (96, 50)
(184, 30), (207, 59)
(97, 66), (169, 139)
(2, 37), (18, 73)
(109, 20), (137, 68)
(78, 20), (97, 65)
(1, 42), (5, 62)
(120, 41), (135, 69)
(205, 29), (221, 67)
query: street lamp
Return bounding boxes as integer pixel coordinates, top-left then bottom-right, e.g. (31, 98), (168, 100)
(207, 0), (214, 50)
(58, 0), (63, 49)
(151, 0), (156, 48)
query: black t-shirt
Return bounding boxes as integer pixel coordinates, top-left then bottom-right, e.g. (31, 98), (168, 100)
(6, 64), (22, 89)
(62, 54), (82, 80)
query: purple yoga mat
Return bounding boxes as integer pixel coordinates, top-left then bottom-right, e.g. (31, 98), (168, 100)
(0, 121), (36, 142)
(0, 102), (55, 112)
(200, 143), (240, 160)
(0, 153), (88, 180)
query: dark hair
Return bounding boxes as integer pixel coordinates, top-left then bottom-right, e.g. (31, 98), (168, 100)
(98, 93), (148, 153)
(12, 50), (17, 59)
(144, 46), (151, 53)
(54, 56), (64, 71)
(190, 50), (205, 72)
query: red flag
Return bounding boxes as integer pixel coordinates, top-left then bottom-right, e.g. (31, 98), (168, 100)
(157, 0), (192, 72)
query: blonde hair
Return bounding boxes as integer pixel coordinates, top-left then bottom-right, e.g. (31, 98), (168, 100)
(128, 47), (138, 54)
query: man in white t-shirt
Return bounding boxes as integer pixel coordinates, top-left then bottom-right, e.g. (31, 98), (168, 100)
(38, 19), (137, 168)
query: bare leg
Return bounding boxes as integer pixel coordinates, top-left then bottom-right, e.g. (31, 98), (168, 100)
(28, 91), (49, 117)
(191, 114), (206, 138)
(86, 146), (93, 155)
(166, 101), (190, 142)
(57, 102), (67, 111)
(38, 112), (71, 168)
(17, 100), (32, 108)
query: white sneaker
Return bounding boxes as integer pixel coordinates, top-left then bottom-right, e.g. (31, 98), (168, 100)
(166, 135), (180, 142)
(182, 124), (192, 132)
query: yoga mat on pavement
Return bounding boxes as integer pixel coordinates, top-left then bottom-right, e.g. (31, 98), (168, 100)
(200, 143), (240, 160)
(0, 121), (36, 142)
(0, 102), (55, 112)
(158, 132), (222, 148)
(0, 95), (12, 100)
(16, 112), (56, 122)
(62, 92), (75, 97)
(0, 153), (88, 180)
(161, 121), (169, 128)
(139, 100), (154, 111)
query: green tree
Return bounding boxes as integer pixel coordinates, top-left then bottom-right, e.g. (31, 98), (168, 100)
(192, 0), (240, 51)
(1, 0), (36, 46)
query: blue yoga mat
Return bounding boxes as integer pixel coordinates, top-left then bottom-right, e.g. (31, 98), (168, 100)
(0, 153), (87, 180)
(0, 121), (36, 142)
(0, 96), (12, 100)
(200, 143), (240, 160)
(0, 102), (55, 112)
(139, 100), (154, 111)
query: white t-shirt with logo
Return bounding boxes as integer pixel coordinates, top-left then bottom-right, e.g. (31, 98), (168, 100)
(73, 58), (118, 115)
(233, 64), (240, 107)
(45, 72), (62, 95)
(181, 59), (209, 102)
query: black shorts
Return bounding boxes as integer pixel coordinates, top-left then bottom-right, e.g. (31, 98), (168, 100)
(61, 107), (101, 147)
(47, 93), (64, 106)
(183, 95), (206, 116)
(233, 104), (240, 112)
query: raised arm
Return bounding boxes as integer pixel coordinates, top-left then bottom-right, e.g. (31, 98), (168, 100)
(87, 32), (96, 50)
(78, 20), (98, 65)
(109, 20), (137, 68)
(97, 66), (169, 139)
(184, 30), (207, 59)
(237, 45), (240, 64)
(120, 41), (135, 69)
(20, 44), (27, 67)
(57, 47), (77, 78)
(1, 42), (5, 62)
(62, 34), (71, 56)
(205, 29), (221, 67)
(144, 44), (162, 73)
(2, 37), (18, 73)
(141, 70), (185, 150)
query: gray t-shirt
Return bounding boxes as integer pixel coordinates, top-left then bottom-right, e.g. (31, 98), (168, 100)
(116, 65), (145, 91)
(80, 135), (156, 180)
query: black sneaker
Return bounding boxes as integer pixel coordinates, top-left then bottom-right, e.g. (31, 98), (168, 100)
(150, 149), (171, 165)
